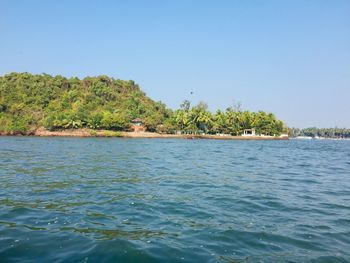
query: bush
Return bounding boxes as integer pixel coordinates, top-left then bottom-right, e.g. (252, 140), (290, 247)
(89, 130), (97, 136)
(102, 130), (122, 137)
(101, 112), (129, 130)
(9, 118), (29, 135)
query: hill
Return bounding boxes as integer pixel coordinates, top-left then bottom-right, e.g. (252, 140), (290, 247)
(0, 72), (170, 134)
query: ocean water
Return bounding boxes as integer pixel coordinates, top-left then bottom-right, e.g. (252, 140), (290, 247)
(0, 137), (349, 262)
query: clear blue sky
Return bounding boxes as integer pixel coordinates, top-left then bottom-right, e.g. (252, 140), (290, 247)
(1, 0), (349, 128)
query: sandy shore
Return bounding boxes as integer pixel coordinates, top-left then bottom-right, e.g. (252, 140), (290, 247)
(120, 132), (288, 140)
(1, 128), (288, 140)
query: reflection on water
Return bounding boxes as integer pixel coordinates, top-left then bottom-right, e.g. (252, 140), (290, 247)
(0, 137), (350, 262)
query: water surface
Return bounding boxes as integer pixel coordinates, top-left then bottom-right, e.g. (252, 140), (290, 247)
(0, 137), (349, 262)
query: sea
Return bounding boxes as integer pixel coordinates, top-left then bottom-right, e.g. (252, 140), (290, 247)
(0, 137), (349, 262)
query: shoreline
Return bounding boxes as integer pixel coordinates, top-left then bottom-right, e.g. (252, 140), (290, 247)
(0, 129), (289, 140)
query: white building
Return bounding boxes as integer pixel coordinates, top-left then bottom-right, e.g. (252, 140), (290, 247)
(242, 128), (256, 136)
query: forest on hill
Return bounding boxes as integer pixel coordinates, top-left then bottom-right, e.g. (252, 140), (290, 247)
(0, 73), (286, 136)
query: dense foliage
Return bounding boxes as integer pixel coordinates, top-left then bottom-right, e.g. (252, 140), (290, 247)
(159, 101), (285, 136)
(0, 72), (286, 135)
(290, 127), (350, 138)
(0, 72), (170, 134)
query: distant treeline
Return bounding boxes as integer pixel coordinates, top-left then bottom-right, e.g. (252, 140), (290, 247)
(290, 127), (350, 138)
(0, 72), (286, 135)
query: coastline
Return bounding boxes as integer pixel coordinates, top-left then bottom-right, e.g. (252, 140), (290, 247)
(0, 128), (289, 140)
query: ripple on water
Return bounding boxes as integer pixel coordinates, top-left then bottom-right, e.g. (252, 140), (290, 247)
(0, 137), (350, 262)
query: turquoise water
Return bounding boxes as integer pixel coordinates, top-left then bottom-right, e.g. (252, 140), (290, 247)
(0, 137), (349, 262)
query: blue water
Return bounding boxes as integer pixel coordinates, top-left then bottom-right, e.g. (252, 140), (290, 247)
(0, 137), (349, 262)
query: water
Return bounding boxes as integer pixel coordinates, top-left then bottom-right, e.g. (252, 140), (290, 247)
(0, 137), (349, 262)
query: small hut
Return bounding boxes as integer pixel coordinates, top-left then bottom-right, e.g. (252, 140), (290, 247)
(242, 128), (256, 136)
(131, 118), (146, 132)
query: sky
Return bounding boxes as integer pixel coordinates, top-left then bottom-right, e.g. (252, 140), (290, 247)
(1, 0), (349, 128)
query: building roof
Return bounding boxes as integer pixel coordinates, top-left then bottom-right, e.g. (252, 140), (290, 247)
(131, 118), (143, 123)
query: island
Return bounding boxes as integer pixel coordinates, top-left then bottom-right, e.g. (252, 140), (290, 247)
(0, 73), (288, 140)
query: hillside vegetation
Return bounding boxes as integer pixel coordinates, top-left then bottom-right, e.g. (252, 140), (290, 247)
(0, 72), (286, 136)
